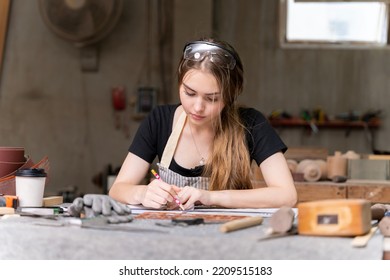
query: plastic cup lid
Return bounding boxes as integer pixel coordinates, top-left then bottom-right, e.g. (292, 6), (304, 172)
(15, 168), (47, 177)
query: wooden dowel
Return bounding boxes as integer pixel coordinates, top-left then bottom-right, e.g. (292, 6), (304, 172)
(269, 206), (295, 233)
(220, 216), (263, 233)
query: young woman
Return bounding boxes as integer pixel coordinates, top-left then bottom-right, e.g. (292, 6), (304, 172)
(109, 38), (297, 209)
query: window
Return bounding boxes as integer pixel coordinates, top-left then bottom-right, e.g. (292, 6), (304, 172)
(279, 0), (390, 48)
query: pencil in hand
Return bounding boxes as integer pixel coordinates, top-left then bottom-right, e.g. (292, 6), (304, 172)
(151, 169), (160, 180)
(151, 169), (185, 211)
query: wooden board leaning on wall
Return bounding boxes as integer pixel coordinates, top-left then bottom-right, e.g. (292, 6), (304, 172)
(0, 0), (10, 78)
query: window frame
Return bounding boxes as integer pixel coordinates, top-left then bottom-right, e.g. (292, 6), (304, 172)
(279, 0), (390, 49)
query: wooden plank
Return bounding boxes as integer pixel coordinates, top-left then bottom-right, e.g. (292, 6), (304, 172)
(296, 183), (347, 202)
(0, 206), (14, 215)
(347, 184), (390, 203)
(251, 180), (347, 203)
(43, 196), (63, 207)
(284, 146), (329, 160)
(365, 155), (390, 160)
(253, 180), (390, 203)
(0, 0), (10, 77)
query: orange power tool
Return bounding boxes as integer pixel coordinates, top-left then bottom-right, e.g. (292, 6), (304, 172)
(0, 195), (18, 209)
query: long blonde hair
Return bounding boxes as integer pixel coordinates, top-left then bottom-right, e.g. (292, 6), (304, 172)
(177, 38), (253, 190)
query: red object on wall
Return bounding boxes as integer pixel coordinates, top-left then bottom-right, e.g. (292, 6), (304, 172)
(111, 86), (126, 111)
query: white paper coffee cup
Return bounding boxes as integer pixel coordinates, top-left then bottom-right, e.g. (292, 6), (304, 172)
(15, 168), (47, 207)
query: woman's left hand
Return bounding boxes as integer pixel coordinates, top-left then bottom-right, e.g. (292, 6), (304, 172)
(177, 186), (211, 209)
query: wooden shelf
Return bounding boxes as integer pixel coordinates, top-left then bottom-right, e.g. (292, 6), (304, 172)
(269, 118), (381, 129)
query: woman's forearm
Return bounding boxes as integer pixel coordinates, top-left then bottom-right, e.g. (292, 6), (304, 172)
(208, 186), (297, 209)
(109, 182), (146, 205)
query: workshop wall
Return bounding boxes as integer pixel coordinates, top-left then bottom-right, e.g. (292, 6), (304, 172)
(214, 0), (388, 155)
(0, 0), (388, 196)
(0, 0), (165, 196)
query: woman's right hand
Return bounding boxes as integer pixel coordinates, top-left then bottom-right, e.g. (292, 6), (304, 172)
(141, 178), (182, 209)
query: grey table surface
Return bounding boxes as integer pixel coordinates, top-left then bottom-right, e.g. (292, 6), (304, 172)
(0, 214), (383, 260)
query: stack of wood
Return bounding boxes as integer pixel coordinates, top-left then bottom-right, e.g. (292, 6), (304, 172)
(253, 146), (390, 183)
(284, 147), (361, 183)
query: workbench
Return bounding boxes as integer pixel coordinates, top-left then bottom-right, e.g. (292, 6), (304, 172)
(0, 213), (384, 260)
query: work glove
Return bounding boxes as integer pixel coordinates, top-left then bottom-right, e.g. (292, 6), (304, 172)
(68, 194), (132, 223)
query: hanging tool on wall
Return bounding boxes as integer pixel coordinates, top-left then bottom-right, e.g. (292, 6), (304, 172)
(111, 86), (129, 138)
(300, 109), (318, 134)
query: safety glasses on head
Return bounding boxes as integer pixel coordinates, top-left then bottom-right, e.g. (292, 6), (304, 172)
(183, 41), (237, 70)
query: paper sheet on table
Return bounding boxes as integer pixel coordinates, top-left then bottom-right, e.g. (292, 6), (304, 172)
(127, 204), (298, 217)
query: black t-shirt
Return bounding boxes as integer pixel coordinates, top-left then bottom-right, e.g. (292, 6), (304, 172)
(129, 104), (287, 177)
